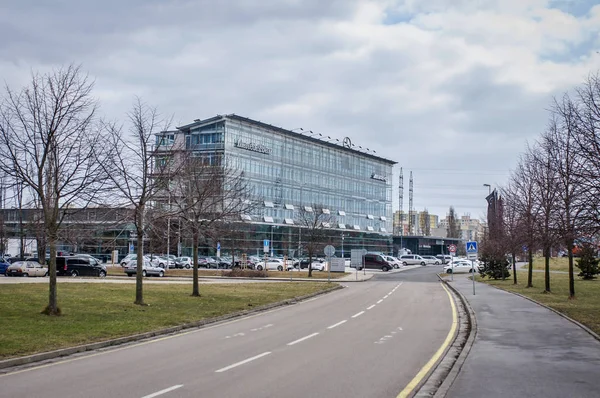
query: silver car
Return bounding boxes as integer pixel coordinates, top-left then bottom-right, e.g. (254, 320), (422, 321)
(398, 255), (427, 266)
(124, 260), (165, 277)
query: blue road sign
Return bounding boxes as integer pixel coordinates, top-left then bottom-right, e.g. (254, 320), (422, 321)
(466, 241), (478, 253)
(263, 239), (270, 253)
(522, 245), (528, 252)
(217, 242), (221, 250)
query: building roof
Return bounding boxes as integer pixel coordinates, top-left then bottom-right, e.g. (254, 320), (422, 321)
(177, 114), (397, 165)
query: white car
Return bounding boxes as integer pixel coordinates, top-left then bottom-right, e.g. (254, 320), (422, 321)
(383, 255), (402, 269)
(444, 261), (480, 274)
(310, 261), (326, 271)
(255, 258), (294, 271)
(175, 256), (192, 269)
(421, 255), (441, 265)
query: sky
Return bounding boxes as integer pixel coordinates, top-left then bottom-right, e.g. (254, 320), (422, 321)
(1, 0), (599, 222)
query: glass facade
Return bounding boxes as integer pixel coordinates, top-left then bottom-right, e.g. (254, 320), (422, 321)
(165, 114), (396, 256)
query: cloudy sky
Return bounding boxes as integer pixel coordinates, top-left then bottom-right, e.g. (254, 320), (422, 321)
(2, 0), (599, 221)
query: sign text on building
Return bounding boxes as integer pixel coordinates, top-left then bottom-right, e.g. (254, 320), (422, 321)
(371, 173), (387, 182)
(234, 140), (271, 154)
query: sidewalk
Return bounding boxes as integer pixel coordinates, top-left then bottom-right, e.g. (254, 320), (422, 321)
(444, 276), (600, 398)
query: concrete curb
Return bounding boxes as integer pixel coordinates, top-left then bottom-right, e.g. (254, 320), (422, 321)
(0, 284), (344, 371)
(104, 274), (373, 283)
(412, 275), (477, 398)
(485, 283), (600, 343)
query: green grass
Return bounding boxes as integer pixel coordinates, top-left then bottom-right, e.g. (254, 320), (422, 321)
(0, 282), (335, 360)
(520, 256), (571, 272)
(479, 271), (600, 336)
(106, 267), (348, 279)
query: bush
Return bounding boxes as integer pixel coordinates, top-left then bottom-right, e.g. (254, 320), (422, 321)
(222, 269), (268, 278)
(479, 254), (511, 280)
(576, 245), (600, 280)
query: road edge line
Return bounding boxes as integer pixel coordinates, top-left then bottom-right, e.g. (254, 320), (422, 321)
(396, 281), (459, 398)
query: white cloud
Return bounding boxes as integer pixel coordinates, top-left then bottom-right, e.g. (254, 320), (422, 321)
(1, 0), (600, 219)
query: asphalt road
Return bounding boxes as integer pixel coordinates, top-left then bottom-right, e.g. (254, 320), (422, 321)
(0, 266), (453, 398)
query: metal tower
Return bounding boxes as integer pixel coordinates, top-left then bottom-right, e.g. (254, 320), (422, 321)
(408, 171), (414, 235)
(398, 168), (403, 236)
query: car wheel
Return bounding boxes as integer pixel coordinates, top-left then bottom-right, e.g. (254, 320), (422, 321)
(70, 270), (78, 277)
(277, 265), (283, 271)
(446, 269), (453, 274)
(421, 262), (426, 266)
(127, 273), (133, 277)
(382, 266), (390, 272)
(23, 273), (29, 277)
(256, 265), (263, 271)
(435, 261), (440, 265)
(99, 271), (106, 278)
(159, 271), (164, 277)
(142, 270), (147, 277)
(185, 264), (190, 269)
(403, 262), (408, 266)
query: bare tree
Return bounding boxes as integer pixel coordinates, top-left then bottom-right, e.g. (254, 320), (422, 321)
(171, 154), (254, 296)
(101, 98), (172, 305)
(531, 136), (560, 293)
(547, 97), (588, 299)
(296, 205), (335, 277)
(0, 65), (110, 315)
(500, 184), (525, 285)
(421, 209), (431, 236)
(507, 149), (540, 288)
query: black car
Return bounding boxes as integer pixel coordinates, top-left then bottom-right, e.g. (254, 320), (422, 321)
(55, 256), (107, 277)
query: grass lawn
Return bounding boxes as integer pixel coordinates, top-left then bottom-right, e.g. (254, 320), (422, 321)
(106, 267), (348, 279)
(479, 271), (600, 336)
(0, 281), (336, 360)
(520, 256), (571, 272)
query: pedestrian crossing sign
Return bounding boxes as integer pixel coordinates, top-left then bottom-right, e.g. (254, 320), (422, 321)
(466, 241), (478, 253)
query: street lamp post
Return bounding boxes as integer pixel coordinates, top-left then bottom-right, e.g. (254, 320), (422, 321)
(483, 183), (491, 195)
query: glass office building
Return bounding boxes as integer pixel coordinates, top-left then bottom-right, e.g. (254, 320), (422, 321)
(157, 114), (396, 256)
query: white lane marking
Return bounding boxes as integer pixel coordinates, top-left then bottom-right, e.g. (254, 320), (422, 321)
(287, 332), (319, 346)
(352, 311), (365, 318)
(215, 352), (271, 373)
(367, 305), (376, 310)
(384, 295), (389, 299)
(327, 320), (347, 329)
(377, 299), (383, 304)
(142, 384), (183, 398)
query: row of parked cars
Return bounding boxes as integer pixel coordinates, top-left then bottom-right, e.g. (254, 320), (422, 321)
(1, 254), (108, 277)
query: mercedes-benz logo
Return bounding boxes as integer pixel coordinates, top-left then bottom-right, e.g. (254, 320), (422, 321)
(343, 137), (352, 148)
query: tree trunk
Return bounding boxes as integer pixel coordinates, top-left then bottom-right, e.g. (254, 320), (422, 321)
(307, 252), (313, 278)
(134, 206), (145, 305)
(568, 245), (575, 299)
(527, 249), (533, 288)
(512, 253), (517, 284)
(544, 246), (551, 293)
(42, 233), (60, 315)
(192, 230), (200, 297)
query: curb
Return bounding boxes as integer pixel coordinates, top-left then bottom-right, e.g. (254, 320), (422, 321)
(485, 283), (600, 343)
(103, 274), (373, 283)
(0, 284), (344, 371)
(412, 275), (477, 398)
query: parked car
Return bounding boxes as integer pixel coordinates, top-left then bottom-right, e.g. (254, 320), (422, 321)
(421, 255), (441, 265)
(362, 253), (393, 272)
(120, 254), (158, 267)
(200, 256), (219, 269)
(443, 262), (477, 274)
(399, 254), (427, 266)
(6, 261), (48, 277)
(124, 260), (165, 277)
(155, 256), (176, 269)
(255, 258), (294, 271)
(383, 255), (402, 269)
(210, 256), (231, 269)
(174, 256), (192, 269)
(436, 254), (453, 264)
(0, 260), (10, 275)
(298, 258), (323, 270)
(56, 256), (107, 277)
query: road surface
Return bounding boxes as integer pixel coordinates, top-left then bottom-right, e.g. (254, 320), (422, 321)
(0, 266), (453, 398)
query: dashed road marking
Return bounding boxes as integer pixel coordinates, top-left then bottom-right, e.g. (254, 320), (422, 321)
(327, 320), (347, 329)
(367, 305), (376, 310)
(352, 311), (365, 318)
(287, 333), (319, 346)
(142, 384), (184, 398)
(215, 352), (271, 373)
